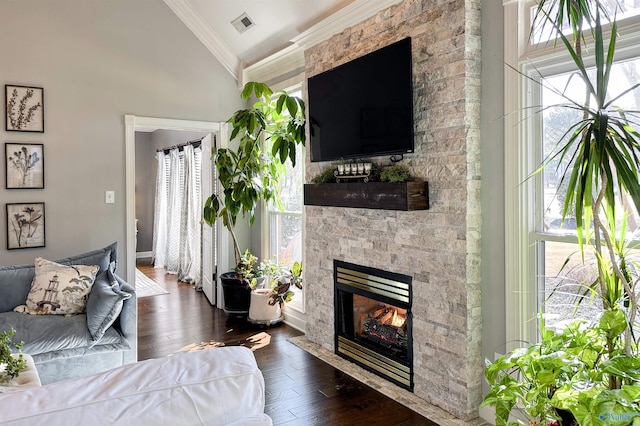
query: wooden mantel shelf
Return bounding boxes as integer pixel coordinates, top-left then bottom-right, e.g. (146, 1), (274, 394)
(303, 181), (429, 211)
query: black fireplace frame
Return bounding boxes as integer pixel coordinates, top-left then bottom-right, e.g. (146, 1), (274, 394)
(334, 259), (414, 391)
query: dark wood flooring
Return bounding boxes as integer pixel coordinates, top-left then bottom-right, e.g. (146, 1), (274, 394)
(136, 261), (436, 426)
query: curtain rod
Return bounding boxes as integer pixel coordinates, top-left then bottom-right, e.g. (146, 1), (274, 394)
(157, 137), (204, 154)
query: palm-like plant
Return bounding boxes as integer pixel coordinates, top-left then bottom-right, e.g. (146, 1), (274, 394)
(484, 1), (640, 424)
(534, 1), (640, 348)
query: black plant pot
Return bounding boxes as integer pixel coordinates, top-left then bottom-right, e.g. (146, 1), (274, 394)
(557, 409), (577, 426)
(220, 272), (251, 317)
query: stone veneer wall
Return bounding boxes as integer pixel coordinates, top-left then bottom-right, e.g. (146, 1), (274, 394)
(303, 0), (482, 420)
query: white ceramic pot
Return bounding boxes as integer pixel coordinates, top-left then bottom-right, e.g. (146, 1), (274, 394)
(248, 289), (281, 321)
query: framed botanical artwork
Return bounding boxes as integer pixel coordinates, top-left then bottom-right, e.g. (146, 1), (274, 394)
(5, 143), (44, 189)
(5, 85), (44, 133)
(6, 202), (45, 250)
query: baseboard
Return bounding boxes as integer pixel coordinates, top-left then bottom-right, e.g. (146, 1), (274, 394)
(479, 405), (495, 425)
(136, 251), (153, 259)
(283, 307), (306, 333)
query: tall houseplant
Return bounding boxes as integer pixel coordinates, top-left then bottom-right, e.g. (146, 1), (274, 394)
(203, 82), (305, 314)
(483, 2), (640, 425)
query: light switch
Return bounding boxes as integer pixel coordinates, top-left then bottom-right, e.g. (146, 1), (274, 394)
(105, 191), (115, 204)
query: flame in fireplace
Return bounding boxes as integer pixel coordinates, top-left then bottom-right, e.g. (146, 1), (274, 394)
(390, 309), (406, 328)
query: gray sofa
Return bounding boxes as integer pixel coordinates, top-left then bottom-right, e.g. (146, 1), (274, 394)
(0, 243), (136, 384)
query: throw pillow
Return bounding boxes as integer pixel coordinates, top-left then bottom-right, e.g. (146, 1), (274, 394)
(17, 258), (99, 315)
(57, 242), (118, 274)
(86, 269), (132, 343)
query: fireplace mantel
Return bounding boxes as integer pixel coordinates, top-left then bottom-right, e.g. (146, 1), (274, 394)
(303, 181), (429, 211)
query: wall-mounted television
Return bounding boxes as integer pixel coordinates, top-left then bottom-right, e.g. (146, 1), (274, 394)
(308, 37), (414, 162)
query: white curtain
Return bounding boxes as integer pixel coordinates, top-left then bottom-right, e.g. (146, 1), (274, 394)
(152, 144), (202, 287)
(178, 144), (201, 287)
(152, 153), (168, 268)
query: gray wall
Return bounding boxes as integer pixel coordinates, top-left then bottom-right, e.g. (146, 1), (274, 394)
(480, 0), (506, 382)
(0, 0), (244, 279)
(135, 132), (155, 254)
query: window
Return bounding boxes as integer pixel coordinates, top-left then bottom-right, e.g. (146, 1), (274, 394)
(537, 61), (640, 332)
(504, 1), (640, 344)
(264, 88), (305, 311)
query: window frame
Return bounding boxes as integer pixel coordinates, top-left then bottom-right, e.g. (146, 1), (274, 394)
(261, 79), (307, 323)
(503, 0), (640, 347)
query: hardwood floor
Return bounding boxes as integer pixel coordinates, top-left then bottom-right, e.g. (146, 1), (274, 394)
(136, 261), (436, 425)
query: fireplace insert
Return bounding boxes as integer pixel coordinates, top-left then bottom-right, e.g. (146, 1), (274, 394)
(334, 260), (413, 391)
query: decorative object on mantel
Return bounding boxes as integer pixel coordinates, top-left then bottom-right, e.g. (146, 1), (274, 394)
(304, 181), (428, 211)
(6, 202), (45, 249)
(312, 162), (414, 185)
(5, 85), (44, 133)
(5, 143), (44, 189)
(335, 162), (372, 183)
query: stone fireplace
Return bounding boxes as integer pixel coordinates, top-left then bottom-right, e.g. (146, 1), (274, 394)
(334, 260), (413, 391)
(303, 0), (483, 421)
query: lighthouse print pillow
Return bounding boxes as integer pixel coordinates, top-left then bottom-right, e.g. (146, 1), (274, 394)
(16, 258), (99, 315)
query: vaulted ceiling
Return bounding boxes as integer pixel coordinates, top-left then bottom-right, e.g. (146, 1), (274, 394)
(163, 0), (402, 82)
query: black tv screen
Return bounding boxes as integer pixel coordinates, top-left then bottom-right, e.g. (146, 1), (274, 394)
(308, 37), (414, 162)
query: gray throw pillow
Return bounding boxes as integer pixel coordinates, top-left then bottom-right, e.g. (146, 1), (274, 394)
(58, 242), (118, 274)
(86, 269), (132, 343)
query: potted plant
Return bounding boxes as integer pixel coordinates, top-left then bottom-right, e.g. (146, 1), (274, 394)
(248, 261), (303, 323)
(0, 328), (27, 384)
(483, 2), (640, 425)
(203, 81), (305, 316)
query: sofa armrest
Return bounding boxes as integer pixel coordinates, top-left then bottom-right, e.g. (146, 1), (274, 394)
(113, 272), (137, 364)
(0, 347), (269, 425)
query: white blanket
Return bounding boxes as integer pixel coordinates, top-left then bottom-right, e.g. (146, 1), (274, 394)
(0, 346), (271, 426)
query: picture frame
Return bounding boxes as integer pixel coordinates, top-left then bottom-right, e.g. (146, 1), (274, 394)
(6, 202), (45, 250)
(5, 143), (44, 189)
(5, 85), (44, 133)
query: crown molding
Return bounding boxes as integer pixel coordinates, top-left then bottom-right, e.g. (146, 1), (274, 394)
(243, 0), (402, 83)
(241, 44), (305, 87)
(291, 0), (403, 50)
(163, 0), (240, 81)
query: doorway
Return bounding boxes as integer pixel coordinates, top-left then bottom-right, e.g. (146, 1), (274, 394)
(124, 115), (230, 306)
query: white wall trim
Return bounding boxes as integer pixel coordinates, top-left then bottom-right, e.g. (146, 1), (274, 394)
(243, 0), (402, 83)
(241, 44), (305, 87)
(479, 404), (496, 425)
(124, 115), (228, 309)
(162, 0), (240, 81)
(504, 1), (538, 348)
(136, 251), (153, 259)
(283, 305), (306, 333)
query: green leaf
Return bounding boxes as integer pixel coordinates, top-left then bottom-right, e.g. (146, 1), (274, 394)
(602, 356), (640, 381)
(241, 82), (254, 100)
(286, 96), (298, 117)
(291, 261), (302, 277)
(288, 142), (297, 167)
(279, 142), (288, 163)
(598, 310), (627, 338)
(276, 94), (286, 114)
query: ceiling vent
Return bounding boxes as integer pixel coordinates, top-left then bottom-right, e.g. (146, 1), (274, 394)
(231, 13), (255, 34)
